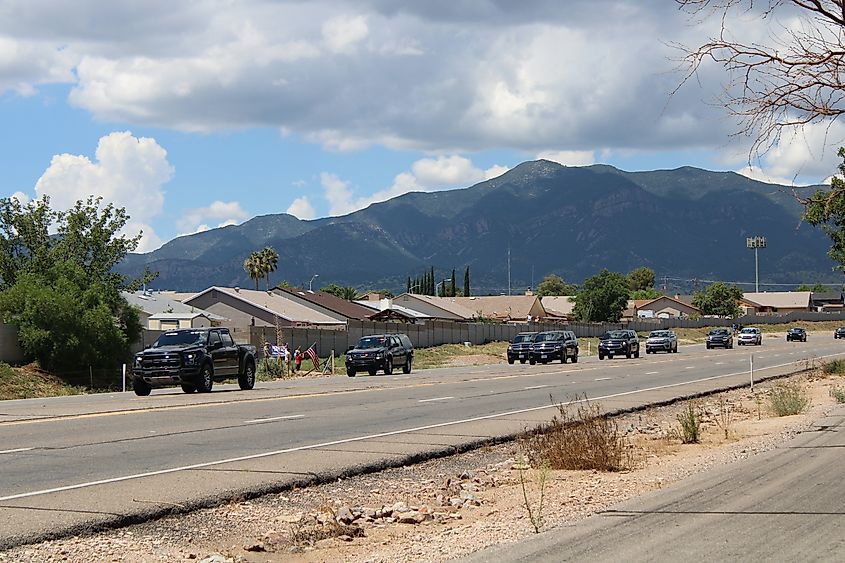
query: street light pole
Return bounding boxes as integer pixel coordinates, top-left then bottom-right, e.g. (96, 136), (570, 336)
(746, 236), (767, 292)
(309, 274), (319, 291)
(435, 278), (452, 296)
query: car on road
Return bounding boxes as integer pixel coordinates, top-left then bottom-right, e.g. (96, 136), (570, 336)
(737, 327), (762, 346)
(786, 327), (807, 342)
(645, 330), (678, 354)
(706, 328), (734, 349)
(345, 333), (414, 377)
(598, 329), (639, 360)
(835, 327), (845, 339)
(507, 331), (538, 364)
(132, 327), (256, 395)
(528, 330), (579, 364)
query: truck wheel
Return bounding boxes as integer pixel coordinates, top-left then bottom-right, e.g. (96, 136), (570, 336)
(347, 368), (356, 377)
(634, 349), (640, 358)
(508, 358), (515, 364)
(133, 379), (151, 396)
(403, 358), (412, 374)
(529, 357), (536, 365)
(198, 363), (214, 393)
(368, 369), (377, 376)
(560, 353), (567, 364)
(598, 352), (604, 360)
(181, 384), (196, 394)
(384, 357), (393, 375)
(571, 353), (578, 363)
(238, 361), (256, 390)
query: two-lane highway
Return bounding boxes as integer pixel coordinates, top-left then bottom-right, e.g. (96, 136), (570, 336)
(0, 335), (841, 548)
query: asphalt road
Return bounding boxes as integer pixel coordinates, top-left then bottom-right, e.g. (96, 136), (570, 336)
(462, 405), (845, 563)
(0, 334), (842, 549)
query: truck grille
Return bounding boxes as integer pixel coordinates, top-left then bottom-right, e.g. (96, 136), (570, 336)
(142, 353), (181, 370)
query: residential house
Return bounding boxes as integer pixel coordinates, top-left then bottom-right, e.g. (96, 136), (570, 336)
(354, 298), (430, 323)
(123, 290), (224, 330)
(452, 295), (546, 323)
(541, 296), (576, 320)
(811, 291), (844, 312)
(274, 287), (376, 322)
(184, 287), (345, 329)
(392, 294), (477, 321)
(631, 295), (701, 319)
(740, 292), (813, 315)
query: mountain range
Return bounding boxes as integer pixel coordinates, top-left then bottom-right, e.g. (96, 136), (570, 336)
(116, 160), (841, 294)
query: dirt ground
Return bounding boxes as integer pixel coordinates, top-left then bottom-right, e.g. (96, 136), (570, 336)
(3, 365), (843, 563)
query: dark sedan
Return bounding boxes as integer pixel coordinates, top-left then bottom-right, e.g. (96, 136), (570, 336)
(786, 327), (807, 342)
(836, 327), (845, 339)
(706, 328), (734, 349)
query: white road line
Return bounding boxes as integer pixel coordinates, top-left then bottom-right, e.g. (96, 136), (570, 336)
(3, 352), (843, 504)
(595, 377), (612, 381)
(0, 447), (33, 454)
(714, 362), (724, 365)
(243, 415), (304, 424)
(418, 396), (454, 403)
(524, 385), (549, 390)
(645, 371), (659, 375)
(685, 366), (694, 369)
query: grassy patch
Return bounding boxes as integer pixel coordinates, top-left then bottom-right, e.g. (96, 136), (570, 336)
(521, 397), (631, 472)
(412, 341), (508, 369)
(768, 381), (810, 416)
(822, 359), (845, 376)
(676, 401), (702, 443)
(830, 386), (845, 404)
(0, 363), (87, 400)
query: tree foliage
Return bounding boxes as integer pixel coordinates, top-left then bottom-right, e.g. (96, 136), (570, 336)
(0, 196), (145, 371)
(627, 267), (656, 293)
(692, 282), (743, 317)
(536, 274), (576, 297)
(321, 283), (359, 300)
(573, 269), (630, 322)
(805, 148), (845, 270)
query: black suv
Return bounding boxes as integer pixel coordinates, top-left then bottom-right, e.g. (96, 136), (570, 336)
(529, 331), (579, 364)
(345, 333), (414, 377)
(706, 328), (734, 349)
(507, 332), (538, 364)
(786, 327), (807, 342)
(836, 327), (845, 340)
(598, 329), (639, 360)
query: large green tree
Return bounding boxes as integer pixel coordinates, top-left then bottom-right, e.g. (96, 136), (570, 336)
(627, 267), (655, 293)
(573, 269), (630, 322)
(692, 282), (743, 318)
(0, 196), (145, 372)
(536, 273), (576, 297)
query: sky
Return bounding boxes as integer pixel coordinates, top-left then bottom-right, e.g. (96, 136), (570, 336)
(2, 0), (844, 253)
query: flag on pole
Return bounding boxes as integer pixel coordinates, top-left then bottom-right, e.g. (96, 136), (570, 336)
(306, 343), (320, 369)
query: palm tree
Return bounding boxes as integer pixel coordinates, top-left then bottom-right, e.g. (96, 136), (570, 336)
(260, 246), (279, 290)
(243, 252), (262, 290)
(339, 286), (359, 301)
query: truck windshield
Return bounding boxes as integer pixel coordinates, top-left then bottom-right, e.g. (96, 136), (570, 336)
(357, 336), (387, 349)
(153, 331), (207, 347)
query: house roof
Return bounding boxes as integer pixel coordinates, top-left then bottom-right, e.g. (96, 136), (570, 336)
(742, 291), (812, 309)
(541, 296), (575, 316)
(453, 295), (545, 320)
(275, 287), (376, 320)
(123, 291), (226, 321)
(148, 312), (210, 321)
(811, 291), (843, 302)
(188, 287), (343, 325)
(637, 295), (701, 313)
(354, 299), (430, 319)
(395, 294), (477, 319)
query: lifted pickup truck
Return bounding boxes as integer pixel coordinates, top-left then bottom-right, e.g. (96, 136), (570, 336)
(132, 328), (256, 395)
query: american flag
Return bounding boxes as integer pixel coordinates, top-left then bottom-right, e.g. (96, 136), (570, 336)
(305, 344), (320, 369)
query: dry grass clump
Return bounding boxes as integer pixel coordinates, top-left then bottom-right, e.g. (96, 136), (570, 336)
(676, 401), (702, 443)
(287, 508), (364, 547)
(522, 397), (631, 472)
(768, 381), (810, 416)
(822, 359), (845, 376)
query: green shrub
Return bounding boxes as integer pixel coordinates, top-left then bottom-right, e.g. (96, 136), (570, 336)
(257, 358), (287, 380)
(822, 359), (845, 375)
(677, 402), (701, 444)
(830, 386), (845, 404)
(769, 381), (810, 416)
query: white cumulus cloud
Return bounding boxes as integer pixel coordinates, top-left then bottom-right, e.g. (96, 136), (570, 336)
(322, 15), (369, 53)
(536, 150), (595, 166)
(34, 131), (174, 252)
(10, 191), (30, 205)
(287, 196), (316, 219)
(178, 200), (249, 235)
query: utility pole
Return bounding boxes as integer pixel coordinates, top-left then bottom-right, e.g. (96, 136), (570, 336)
(746, 236), (767, 292)
(507, 245), (511, 296)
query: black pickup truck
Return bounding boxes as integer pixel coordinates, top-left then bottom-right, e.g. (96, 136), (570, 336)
(132, 328), (256, 395)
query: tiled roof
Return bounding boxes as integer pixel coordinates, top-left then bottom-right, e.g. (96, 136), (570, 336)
(190, 287), (343, 325)
(276, 287), (376, 320)
(742, 292), (812, 309)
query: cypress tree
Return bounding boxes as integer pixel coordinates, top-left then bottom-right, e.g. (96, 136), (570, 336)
(451, 269), (456, 296)
(407, 276), (411, 293)
(430, 266), (435, 295)
(464, 266), (470, 297)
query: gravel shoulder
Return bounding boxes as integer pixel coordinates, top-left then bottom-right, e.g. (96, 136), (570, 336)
(2, 363), (843, 563)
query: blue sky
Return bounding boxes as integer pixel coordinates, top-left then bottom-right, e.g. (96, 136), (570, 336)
(2, 0), (841, 252)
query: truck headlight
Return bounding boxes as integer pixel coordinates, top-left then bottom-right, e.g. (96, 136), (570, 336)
(134, 356), (142, 368)
(183, 353), (197, 366)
